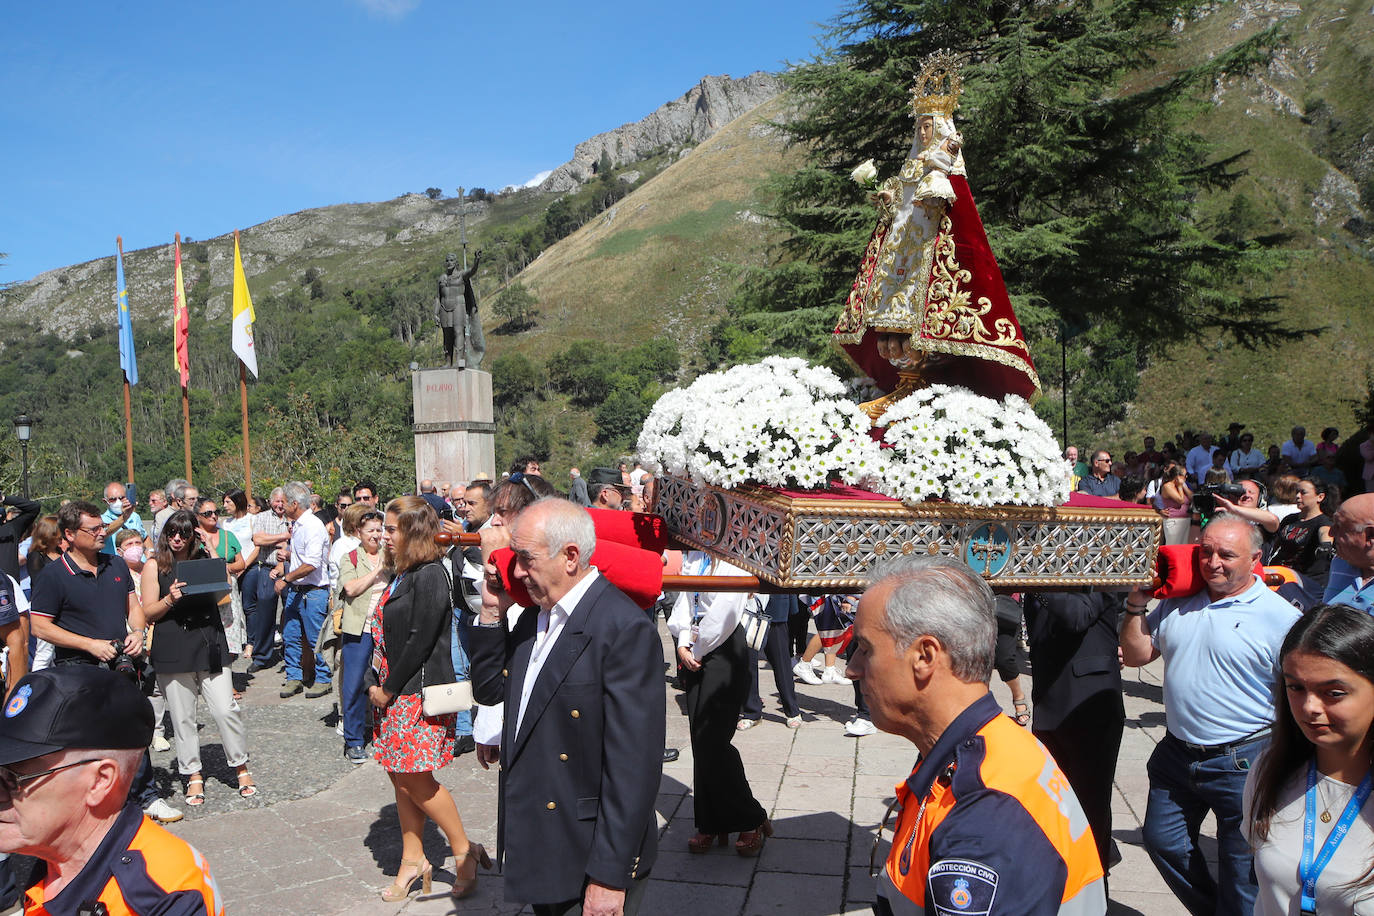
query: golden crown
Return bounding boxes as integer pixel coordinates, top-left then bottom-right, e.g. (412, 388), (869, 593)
(910, 50), (963, 119)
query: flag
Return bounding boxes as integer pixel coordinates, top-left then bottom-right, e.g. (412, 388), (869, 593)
(173, 237), (190, 387)
(116, 244), (138, 385)
(231, 234), (258, 378)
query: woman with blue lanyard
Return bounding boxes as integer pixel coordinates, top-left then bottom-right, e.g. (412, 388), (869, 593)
(1245, 604), (1374, 915)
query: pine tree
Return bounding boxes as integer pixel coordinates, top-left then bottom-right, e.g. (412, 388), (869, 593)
(732, 0), (1303, 433)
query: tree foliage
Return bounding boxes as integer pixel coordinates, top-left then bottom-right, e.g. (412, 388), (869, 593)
(732, 0), (1305, 412)
(492, 281), (540, 332)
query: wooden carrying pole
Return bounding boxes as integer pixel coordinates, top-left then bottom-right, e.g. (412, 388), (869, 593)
(433, 530), (1285, 595)
(117, 236), (135, 486)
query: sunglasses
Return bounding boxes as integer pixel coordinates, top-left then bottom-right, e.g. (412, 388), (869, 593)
(198, 510), (219, 518)
(0, 758), (102, 796)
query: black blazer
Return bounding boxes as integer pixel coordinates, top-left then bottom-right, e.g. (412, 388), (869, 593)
(379, 561), (454, 697)
(469, 573), (665, 906)
(1023, 591), (1125, 733)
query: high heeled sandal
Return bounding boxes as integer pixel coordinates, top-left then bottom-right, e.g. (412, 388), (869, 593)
(687, 832), (729, 853)
(735, 820), (774, 857)
(451, 842), (491, 900)
(184, 776), (205, 807)
(380, 858), (432, 902)
(236, 771), (258, 798)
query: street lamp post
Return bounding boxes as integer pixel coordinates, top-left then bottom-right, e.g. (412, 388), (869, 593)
(13, 415), (32, 500)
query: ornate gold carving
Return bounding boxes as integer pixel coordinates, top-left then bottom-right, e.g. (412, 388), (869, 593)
(922, 217), (1030, 355)
(911, 50), (963, 119)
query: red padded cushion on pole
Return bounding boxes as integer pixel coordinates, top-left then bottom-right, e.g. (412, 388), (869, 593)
(1153, 544), (1266, 599)
(585, 508), (668, 553)
(489, 540), (664, 610)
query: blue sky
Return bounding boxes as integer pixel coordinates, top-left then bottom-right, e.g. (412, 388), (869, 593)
(1, 0), (843, 284)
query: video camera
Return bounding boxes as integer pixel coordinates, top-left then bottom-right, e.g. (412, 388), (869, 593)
(1192, 482), (1246, 517)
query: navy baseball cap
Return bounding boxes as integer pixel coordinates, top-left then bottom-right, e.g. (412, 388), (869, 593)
(0, 665), (154, 766)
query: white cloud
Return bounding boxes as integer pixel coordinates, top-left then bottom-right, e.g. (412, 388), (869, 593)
(522, 170), (552, 188)
(354, 0), (420, 19)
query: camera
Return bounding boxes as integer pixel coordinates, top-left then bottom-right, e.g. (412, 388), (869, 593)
(109, 640), (138, 680)
(1192, 483), (1246, 517)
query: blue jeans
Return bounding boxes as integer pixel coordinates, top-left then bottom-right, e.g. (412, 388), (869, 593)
(339, 631), (373, 748)
(247, 565), (280, 664)
(450, 608), (472, 736)
(1143, 731), (1265, 916)
(281, 586), (331, 684)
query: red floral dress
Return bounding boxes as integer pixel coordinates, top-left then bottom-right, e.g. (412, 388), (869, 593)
(371, 572), (456, 773)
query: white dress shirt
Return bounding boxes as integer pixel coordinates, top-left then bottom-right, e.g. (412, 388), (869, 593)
(667, 552), (750, 661)
(514, 568), (601, 735)
(288, 511), (330, 587)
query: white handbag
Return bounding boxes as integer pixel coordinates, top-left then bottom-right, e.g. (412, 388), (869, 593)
(740, 595), (769, 652)
(421, 679), (474, 717)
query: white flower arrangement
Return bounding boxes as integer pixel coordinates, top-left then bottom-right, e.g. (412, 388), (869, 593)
(637, 357), (884, 490)
(850, 158), (879, 186)
(639, 363), (1069, 508)
(877, 384), (1071, 507)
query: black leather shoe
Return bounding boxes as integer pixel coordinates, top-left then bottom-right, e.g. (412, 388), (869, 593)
(455, 735), (476, 757)
(663, 747), (680, 763)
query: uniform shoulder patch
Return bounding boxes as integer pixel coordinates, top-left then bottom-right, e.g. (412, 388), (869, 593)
(5, 684), (32, 718)
(928, 858), (998, 916)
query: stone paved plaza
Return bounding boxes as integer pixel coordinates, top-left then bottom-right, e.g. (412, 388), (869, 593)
(144, 623), (1190, 915)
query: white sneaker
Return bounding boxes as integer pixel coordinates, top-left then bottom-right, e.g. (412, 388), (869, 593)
(793, 661), (823, 685)
(845, 717), (876, 737)
(822, 666), (852, 685)
(144, 798), (184, 823)
(151, 733), (171, 753)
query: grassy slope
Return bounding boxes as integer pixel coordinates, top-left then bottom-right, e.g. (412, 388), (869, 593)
(486, 96), (800, 367)
(1096, 0), (1374, 452)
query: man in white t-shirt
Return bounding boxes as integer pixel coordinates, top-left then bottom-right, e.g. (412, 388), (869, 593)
(1185, 432), (1219, 487)
(1280, 426), (1317, 474)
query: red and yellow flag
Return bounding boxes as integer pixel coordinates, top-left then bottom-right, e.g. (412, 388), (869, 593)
(173, 235), (189, 388)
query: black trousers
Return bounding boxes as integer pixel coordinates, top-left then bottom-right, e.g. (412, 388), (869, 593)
(742, 620), (800, 720)
(681, 626), (767, 834)
(1034, 692), (1125, 874)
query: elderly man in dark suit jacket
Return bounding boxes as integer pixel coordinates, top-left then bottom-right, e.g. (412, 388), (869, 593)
(470, 498), (664, 916)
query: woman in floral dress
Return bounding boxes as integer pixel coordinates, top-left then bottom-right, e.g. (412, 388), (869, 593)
(368, 495), (489, 902)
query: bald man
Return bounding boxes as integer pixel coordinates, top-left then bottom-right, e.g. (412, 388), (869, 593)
(1328, 493), (1374, 613)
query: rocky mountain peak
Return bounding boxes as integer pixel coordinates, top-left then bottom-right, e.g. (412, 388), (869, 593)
(537, 72), (782, 193)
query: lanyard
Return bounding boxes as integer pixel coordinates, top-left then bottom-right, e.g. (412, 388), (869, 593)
(1300, 760), (1373, 915)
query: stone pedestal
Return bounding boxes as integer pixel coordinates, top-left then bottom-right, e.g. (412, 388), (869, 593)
(411, 368), (496, 488)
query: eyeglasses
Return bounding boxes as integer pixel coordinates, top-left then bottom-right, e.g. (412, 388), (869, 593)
(77, 524), (105, 536)
(0, 758), (102, 796)
(359, 511), (384, 523)
(336, 501), (353, 510)
(197, 510), (219, 518)
(105, 497), (123, 504)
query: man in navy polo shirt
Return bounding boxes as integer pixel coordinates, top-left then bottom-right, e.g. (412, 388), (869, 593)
(27, 500), (181, 824)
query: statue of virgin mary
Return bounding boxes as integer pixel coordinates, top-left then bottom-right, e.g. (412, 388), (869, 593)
(833, 51), (1041, 419)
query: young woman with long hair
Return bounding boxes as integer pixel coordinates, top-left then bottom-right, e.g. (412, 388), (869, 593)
(367, 495), (489, 902)
(1245, 605), (1374, 915)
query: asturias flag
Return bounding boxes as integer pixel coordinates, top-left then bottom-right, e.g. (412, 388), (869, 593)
(116, 242), (138, 385)
(173, 237), (190, 388)
(231, 234), (258, 378)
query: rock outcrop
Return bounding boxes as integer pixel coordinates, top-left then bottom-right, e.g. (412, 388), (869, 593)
(538, 72), (782, 193)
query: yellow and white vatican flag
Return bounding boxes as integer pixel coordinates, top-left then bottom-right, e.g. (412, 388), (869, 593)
(231, 232), (258, 378)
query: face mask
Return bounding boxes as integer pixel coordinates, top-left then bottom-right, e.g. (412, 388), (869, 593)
(122, 544), (144, 564)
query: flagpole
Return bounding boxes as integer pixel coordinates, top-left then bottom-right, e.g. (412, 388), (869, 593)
(240, 361), (252, 497)
(176, 232), (193, 483)
(235, 230), (253, 497)
(116, 236), (135, 486)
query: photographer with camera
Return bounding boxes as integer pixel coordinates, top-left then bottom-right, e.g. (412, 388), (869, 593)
(1210, 477), (1280, 534)
(27, 501), (182, 824)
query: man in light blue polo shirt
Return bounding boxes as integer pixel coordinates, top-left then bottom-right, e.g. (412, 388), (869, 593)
(98, 482), (145, 556)
(1328, 493), (1374, 613)
(1120, 514), (1300, 916)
